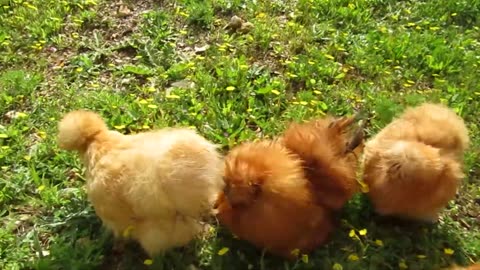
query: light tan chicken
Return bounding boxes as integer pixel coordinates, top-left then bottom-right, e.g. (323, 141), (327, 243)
(362, 103), (469, 221)
(215, 114), (364, 258)
(57, 110), (224, 256)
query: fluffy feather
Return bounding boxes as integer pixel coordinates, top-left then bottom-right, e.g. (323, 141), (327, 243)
(446, 263), (480, 270)
(216, 140), (334, 259)
(282, 116), (363, 210)
(362, 103), (469, 221)
(58, 110), (224, 256)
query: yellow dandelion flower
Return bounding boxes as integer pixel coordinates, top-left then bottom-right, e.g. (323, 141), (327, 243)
(349, 229), (357, 238)
(375, 239), (384, 246)
(24, 155), (31, 161)
(324, 54), (335, 60)
(451, 13), (457, 16)
(332, 263), (343, 270)
(359, 229), (367, 236)
(24, 3), (38, 11)
(76, 67), (83, 72)
(217, 247), (229, 256)
(37, 185), (45, 191)
(299, 101), (308, 105)
(271, 90), (280, 95)
(291, 249), (300, 257)
(123, 225), (135, 238)
(138, 99), (148, 104)
(348, 254), (359, 261)
(147, 104), (158, 109)
(38, 131), (47, 139)
(313, 90), (321, 95)
(15, 112), (28, 118)
(144, 259), (153, 265)
(256, 12), (266, 18)
(444, 248), (454, 255)
(226, 86), (235, 91)
(399, 260), (408, 269)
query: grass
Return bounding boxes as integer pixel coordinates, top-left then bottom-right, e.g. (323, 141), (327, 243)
(0, 0), (479, 269)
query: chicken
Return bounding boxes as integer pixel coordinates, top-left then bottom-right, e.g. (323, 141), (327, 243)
(215, 140), (334, 259)
(215, 114), (364, 259)
(446, 263), (480, 270)
(282, 115), (364, 210)
(362, 103), (469, 222)
(57, 110), (224, 256)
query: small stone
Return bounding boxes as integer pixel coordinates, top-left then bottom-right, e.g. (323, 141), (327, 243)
(239, 22), (254, 33)
(224, 15), (244, 30)
(117, 5), (132, 18)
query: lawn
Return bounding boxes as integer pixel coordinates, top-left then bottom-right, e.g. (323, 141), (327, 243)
(0, 0), (479, 269)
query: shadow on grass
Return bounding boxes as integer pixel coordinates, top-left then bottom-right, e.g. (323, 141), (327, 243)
(28, 195), (474, 270)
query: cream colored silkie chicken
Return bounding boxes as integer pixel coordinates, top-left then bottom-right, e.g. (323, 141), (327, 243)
(57, 110), (224, 256)
(362, 103), (469, 222)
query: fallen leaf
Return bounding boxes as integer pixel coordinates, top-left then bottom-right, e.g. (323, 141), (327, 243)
(194, 44), (210, 54)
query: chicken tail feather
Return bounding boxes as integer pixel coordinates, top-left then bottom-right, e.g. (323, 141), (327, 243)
(58, 110), (108, 151)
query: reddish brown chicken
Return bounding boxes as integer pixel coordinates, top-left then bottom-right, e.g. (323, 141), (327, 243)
(215, 114), (364, 259)
(447, 263), (480, 270)
(282, 116), (363, 210)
